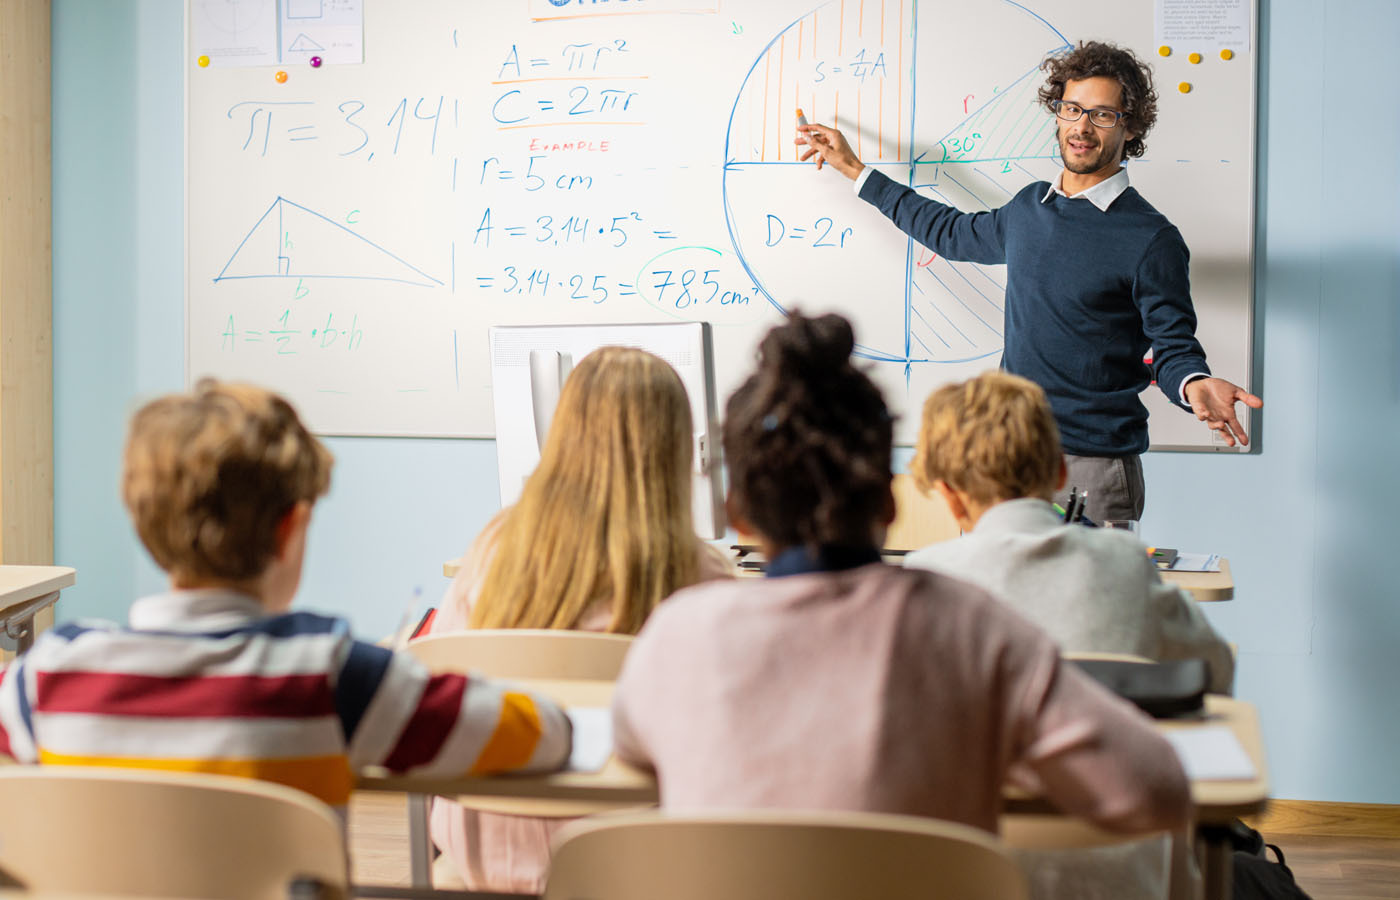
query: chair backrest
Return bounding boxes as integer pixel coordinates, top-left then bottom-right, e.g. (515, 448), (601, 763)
(1000, 814), (1154, 849)
(544, 809), (1029, 900)
(406, 629), (633, 680)
(1063, 650), (1156, 664)
(885, 473), (961, 551)
(0, 767), (348, 899)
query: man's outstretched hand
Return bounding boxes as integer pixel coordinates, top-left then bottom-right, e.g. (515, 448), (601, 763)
(795, 123), (866, 181)
(1184, 377), (1263, 447)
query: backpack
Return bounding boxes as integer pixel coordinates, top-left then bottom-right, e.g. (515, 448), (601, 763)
(1225, 820), (1314, 900)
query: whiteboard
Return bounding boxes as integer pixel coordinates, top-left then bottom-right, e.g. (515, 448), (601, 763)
(186, 0), (1255, 450)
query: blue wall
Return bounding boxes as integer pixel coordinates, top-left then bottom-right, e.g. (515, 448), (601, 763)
(52, 0), (1400, 804)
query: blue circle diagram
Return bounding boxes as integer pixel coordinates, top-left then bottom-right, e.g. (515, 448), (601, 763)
(722, 0), (1073, 371)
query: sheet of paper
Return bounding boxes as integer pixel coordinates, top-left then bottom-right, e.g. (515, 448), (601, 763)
(565, 707), (613, 773)
(1170, 552), (1221, 572)
(1155, 0), (1251, 53)
(281, 0), (365, 66)
(1165, 725), (1257, 780)
(191, 0), (279, 67)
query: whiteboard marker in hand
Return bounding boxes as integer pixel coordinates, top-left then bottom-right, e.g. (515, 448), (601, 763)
(796, 108), (822, 170)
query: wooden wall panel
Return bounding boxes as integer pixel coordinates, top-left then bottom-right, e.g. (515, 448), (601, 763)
(0, 0), (54, 565)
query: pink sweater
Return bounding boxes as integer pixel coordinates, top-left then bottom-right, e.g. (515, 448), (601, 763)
(613, 563), (1190, 836)
(428, 525), (733, 893)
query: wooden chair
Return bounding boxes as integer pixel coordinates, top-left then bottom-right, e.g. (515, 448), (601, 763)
(544, 809), (1029, 900)
(0, 767), (347, 899)
(401, 629), (637, 888)
(1063, 650), (1156, 664)
(1000, 814), (1151, 850)
(405, 628), (633, 681)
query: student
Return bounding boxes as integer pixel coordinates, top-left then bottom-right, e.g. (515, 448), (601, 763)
(906, 370), (1233, 898)
(613, 312), (1189, 840)
(0, 380), (571, 813)
(427, 346), (733, 893)
(904, 370), (1234, 695)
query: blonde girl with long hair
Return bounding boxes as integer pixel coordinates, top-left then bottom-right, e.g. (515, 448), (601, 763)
(426, 346), (732, 893)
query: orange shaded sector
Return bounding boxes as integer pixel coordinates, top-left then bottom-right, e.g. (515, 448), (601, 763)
(778, 35), (786, 160)
(762, 51), (772, 161)
(897, 0), (904, 161)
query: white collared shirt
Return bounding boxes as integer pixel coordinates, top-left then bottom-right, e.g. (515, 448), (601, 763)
(1040, 167), (1130, 211)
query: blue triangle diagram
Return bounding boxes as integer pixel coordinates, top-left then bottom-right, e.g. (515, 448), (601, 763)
(215, 198), (442, 287)
(927, 63), (1061, 164)
(287, 33), (325, 53)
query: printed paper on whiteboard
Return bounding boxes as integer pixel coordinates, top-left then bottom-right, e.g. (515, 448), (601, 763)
(1156, 0), (1251, 52)
(191, 0), (279, 67)
(281, 0), (365, 66)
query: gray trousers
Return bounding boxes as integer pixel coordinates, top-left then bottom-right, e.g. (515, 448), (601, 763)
(1055, 454), (1146, 524)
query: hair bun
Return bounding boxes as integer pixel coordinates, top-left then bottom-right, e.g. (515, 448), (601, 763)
(759, 312), (855, 378)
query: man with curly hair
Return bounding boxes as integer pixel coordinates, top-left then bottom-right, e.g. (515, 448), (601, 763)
(797, 41), (1260, 522)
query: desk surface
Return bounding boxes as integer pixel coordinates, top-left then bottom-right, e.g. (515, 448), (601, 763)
(444, 554), (1235, 603)
(0, 566), (76, 609)
(360, 679), (654, 816)
(358, 680), (1268, 823)
(1161, 558), (1233, 602)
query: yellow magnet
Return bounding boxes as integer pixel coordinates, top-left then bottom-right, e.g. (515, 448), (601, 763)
(1178, 82), (1192, 93)
(1188, 52), (1203, 64)
(1158, 45), (1172, 57)
(197, 55), (210, 68)
(1220, 48), (1235, 60)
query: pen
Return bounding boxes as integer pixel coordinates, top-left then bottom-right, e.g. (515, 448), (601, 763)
(392, 586), (424, 650)
(796, 108), (809, 128)
(1072, 491), (1089, 524)
(1063, 486), (1079, 523)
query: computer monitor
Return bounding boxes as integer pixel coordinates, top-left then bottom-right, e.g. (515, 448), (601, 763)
(488, 322), (726, 539)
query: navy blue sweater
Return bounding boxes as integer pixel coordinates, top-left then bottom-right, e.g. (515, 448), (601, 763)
(860, 169), (1209, 456)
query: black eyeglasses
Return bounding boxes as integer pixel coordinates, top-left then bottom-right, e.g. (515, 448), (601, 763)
(1049, 100), (1125, 128)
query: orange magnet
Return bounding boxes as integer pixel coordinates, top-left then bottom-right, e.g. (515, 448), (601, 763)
(275, 70), (289, 83)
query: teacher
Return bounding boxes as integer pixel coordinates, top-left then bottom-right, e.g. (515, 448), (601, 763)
(796, 41), (1261, 523)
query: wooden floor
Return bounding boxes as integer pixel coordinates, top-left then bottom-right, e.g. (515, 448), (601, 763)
(1271, 834), (1400, 899)
(349, 793), (1400, 898)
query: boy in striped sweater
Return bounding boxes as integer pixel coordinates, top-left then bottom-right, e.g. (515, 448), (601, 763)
(0, 380), (571, 810)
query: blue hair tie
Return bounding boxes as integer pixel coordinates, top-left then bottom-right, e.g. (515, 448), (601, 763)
(761, 413), (780, 431)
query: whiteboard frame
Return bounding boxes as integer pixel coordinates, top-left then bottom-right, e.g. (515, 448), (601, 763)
(1144, 0), (1258, 454)
(181, 0), (1260, 451)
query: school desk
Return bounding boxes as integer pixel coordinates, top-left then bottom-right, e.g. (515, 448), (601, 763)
(442, 553), (1235, 603)
(0, 566), (76, 655)
(357, 680), (1267, 900)
(1161, 558), (1234, 602)
(360, 679), (654, 812)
